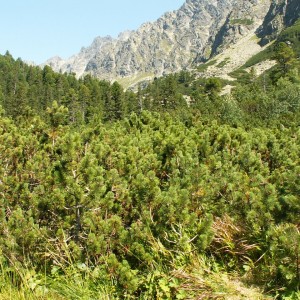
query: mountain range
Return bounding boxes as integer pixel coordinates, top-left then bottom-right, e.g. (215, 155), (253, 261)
(44, 0), (300, 87)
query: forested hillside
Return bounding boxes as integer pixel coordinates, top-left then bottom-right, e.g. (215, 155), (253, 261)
(0, 42), (300, 299)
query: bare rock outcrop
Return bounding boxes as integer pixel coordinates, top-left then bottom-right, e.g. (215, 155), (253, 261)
(43, 0), (300, 86)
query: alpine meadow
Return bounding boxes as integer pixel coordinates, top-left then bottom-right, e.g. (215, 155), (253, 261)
(0, 0), (300, 299)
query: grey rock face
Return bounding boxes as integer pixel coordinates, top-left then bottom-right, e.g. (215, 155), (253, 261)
(258, 0), (300, 46)
(44, 0), (300, 85)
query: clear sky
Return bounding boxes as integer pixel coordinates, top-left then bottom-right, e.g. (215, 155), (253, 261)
(0, 0), (184, 64)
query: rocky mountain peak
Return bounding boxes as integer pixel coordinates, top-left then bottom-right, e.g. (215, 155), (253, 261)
(43, 0), (300, 88)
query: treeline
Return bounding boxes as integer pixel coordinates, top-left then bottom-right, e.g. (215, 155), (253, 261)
(141, 41), (300, 127)
(1, 41), (300, 128)
(0, 52), (138, 123)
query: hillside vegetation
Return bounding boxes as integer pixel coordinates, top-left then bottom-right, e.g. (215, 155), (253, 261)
(0, 37), (300, 299)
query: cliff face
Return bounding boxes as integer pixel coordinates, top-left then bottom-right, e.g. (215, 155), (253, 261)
(257, 0), (300, 45)
(44, 0), (300, 86)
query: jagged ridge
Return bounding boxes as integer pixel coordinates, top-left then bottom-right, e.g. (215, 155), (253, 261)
(44, 0), (300, 87)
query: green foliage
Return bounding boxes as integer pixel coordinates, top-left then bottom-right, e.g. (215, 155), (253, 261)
(270, 42), (299, 83)
(0, 105), (299, 297)
(228, 68), (252, 84)
(277, 19), (300, 56)
(0, 40), (300, 298)
(47, 101), (69, 128)
(204, 77), (222, 95)
(0, 54), (141, 123)
(216, 57), (230, 68)
(265, 224), (300, 291)
(230, 18), (254, 26)
(197, 59), (217, 72)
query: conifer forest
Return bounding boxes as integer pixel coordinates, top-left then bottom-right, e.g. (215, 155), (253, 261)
(0, 36), (300, 299)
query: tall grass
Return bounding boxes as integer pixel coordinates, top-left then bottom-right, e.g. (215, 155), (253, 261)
(0, 231), (274, 300)
(1, 225), (294, 299)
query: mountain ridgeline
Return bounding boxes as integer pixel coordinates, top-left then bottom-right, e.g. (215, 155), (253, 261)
(44, 0), (300, 87)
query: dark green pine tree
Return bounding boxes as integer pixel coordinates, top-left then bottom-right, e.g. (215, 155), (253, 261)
(78, 84), (91, 122)
(0, 85), (4, 108)
(124, 90), (139, 116)
(107, 81), (124, 121)
(162, 74), (178, 110)
(42, 66), (56, 109)
(271, 42), (298, 82)
(62, 88), (81, 124)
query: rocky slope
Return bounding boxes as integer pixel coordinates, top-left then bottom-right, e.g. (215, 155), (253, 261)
(258, 0), (300, 45)
(44, 0), (300, 87)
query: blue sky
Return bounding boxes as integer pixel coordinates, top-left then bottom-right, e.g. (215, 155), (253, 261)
(0, 0), (184, 64)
